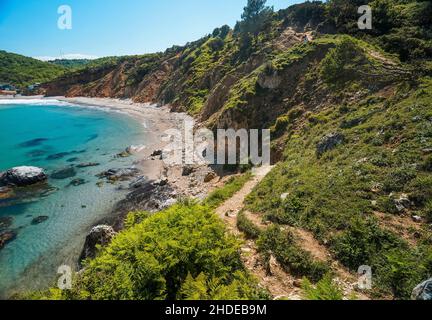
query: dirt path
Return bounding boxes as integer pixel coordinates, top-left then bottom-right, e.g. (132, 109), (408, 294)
(215, 166), (304, 299)
(215, 166), (369, 300)
(215, 166), (273, 234)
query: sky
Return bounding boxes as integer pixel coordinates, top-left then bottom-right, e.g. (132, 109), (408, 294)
(0, 0), (302, 60)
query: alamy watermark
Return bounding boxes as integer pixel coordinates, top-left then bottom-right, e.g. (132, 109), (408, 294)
(161, 119), (271, 167)
(358, 265), (373, 290)
(58, 5), (72, 30)
(358, 5), (372, 30)
(57, 265), (72, 290)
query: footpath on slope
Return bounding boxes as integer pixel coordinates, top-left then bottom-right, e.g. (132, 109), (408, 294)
(215, 166), (369, 300)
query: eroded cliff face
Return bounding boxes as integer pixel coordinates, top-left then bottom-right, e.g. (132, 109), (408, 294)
(43, 55), (177, 101)
(42, 25), (402, 163)
(43, 28), (327, 126)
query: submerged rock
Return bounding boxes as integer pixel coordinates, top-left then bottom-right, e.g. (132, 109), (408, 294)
(79, 225), (117, 264)
(18, 138), (48, 148)
(97, 167), (140, 182)
(31, 216), (49, 225)
(26, 149), (49, 158)
(0, 216), (13, 230)
(76, 162), (100, 168)
(69, 178), (87, 187)
(412, 278), (432, 300)
(316, 132), (345, 158)
(51, 167), (77, 180)
(46, 152), (71, 160)
(0, 230), (17, 250)
(0, 166), (47, 187)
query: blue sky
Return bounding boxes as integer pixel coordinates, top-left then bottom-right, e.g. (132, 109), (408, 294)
(0, 0), (302, 60)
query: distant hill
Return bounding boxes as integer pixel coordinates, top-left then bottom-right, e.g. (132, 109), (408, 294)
(0, 50), (67, 88)
(48, 59), (92, 70)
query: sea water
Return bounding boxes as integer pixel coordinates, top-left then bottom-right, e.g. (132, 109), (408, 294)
(0, 100), (148, 297)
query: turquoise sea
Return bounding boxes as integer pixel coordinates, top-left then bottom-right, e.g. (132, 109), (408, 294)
(0, 100), (147, 297)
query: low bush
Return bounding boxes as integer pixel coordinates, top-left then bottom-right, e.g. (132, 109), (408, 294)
(301, 274), (344, 300)
(237, 211), (262, 240)
(257, 225), (329, 282)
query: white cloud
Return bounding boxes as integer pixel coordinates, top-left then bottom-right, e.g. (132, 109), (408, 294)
(34, 54), (100, 61)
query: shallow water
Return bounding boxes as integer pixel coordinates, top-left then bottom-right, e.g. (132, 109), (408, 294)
(0, 100), (147, 297)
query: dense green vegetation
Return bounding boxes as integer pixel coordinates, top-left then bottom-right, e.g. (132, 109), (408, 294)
(0, 50), (67, 88)
(48, 59), (92, 70)
(246, 76), (432, 299)
(29, 202), (267, 300)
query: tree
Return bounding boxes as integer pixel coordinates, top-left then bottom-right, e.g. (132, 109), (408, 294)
(238, 0), (273, 39)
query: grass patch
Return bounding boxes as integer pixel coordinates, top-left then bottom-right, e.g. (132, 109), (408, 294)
(204, 172), (252, 209)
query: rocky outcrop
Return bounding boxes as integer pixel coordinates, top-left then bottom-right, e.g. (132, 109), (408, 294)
(412, 278), (432, 300)
(0, 166), (47, 187)
(316, 133), (345, 158)
(182, 165), (196, 176)
(79, 225), (117, 264)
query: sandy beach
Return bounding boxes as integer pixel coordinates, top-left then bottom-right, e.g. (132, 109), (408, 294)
(1, 95), (223, 206)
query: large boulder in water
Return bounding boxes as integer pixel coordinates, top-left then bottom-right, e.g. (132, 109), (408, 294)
(0, 166), (47, 187)
(79, 225), (117, 265)
(412, 278), (432, 300)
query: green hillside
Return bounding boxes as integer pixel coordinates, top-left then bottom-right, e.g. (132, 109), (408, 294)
(0, 50), (67, 88)
(48, 59), (92, 70)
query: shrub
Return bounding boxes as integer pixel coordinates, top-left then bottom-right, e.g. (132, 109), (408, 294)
(382, 167), (417, 192)
(55, 203), (262, 300)
(331, 218), (401, 270)
(257, 225), (329, 282)
(422, 155), (432, 172)
(237, 211), (262, 239)
(376, 249), (427, 299)
(301, 274), (344, 300)
(320, 37), (367, 87)
(423, 200), (432, 223)
(124, 211), (151, 229)
(407, 175), (432, 206)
